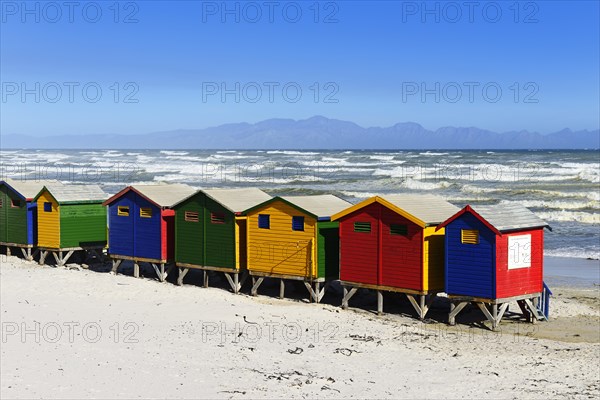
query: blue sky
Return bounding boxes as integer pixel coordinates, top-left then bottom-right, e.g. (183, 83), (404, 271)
(1, 0), (599, 136)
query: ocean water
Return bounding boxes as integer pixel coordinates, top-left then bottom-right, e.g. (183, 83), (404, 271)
(1, 149), (598, 260)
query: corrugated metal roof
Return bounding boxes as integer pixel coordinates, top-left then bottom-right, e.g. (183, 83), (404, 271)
(42, 184), (107, 203)
(382, 194), (461, 225)
(280, 195), (352, 218)
(131, 184), (196, 208)
(471, 203), (549, 232)
(1, 178), (63, 200)
(202, 188), (272, 213)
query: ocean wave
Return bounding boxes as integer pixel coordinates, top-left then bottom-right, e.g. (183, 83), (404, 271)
(160, 151), (189, 156)
(419, 152), (449, 156)
(340, 191), (380, 199)
(504, 199), (600, 211)
(402, 178), (453, 191)
(545, 248), (600, 260)
(536, 210), (600, 224)
(102, 151), (124, 158)
(266, 150), (320, 155)
(369, 155), (396, 161)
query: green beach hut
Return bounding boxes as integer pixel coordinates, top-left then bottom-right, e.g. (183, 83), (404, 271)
(34, 183), (108, 266)
(173, 188), (271, 293)
(0, 178), (62, 260)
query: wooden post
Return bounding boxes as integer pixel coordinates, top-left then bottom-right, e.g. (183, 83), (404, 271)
(134, 262), (140, 278)
(342, 287), (357, 310)
(448, 301), (468, 326)
(177, 268), (189, 286)
(111, 259), (122, 274)
(39, 250), (47, 265)
(314, 282), (321, 304)
(6, 247), (11, 257)
(233, 272), (239, 294)
(52, 252), (61, 266)
(62, 250), (74, 266)
(251, 276), (263, 296)
(203, 271), (209, 288)
(377, 290), (383, 315)
(492, 304), (498, 330)
(160, 263), (165, 282)
(279, 280), (285, 299)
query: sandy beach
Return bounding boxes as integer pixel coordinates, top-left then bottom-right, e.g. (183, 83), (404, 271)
(1, 254), (598, 399)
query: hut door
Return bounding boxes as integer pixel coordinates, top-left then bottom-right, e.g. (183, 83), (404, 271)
(236, 219), (247, 270)
(110, 193), (135, 257)
(0, 189), (7, 243)
(380, 208), (421, 290)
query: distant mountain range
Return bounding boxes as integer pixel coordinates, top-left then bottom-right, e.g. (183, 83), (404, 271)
(2, 116), (599, 149)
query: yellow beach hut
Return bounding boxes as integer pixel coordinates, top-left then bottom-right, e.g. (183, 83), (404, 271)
(245, 194), (351, 302)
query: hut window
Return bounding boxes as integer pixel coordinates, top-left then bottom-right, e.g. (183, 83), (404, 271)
(185, 211), (199, 222)
(211, 212), (225, 224)
(461, 229), (479, 244)
(258, 214), (270, 229)
(140, 207), (152, 218)
(44, 202), (52, 212)
(117, 206), (130, 216)
(354, 222), (371, 233)
(292, 216), (304, 231)
(11, 199), (21, 208)
(390, 224), (408, 236)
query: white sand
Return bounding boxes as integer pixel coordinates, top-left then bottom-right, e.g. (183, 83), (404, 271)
(1, 255), (599, 399)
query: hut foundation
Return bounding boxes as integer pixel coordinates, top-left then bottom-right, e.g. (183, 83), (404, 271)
(176, 263), (247, 294)
(340, 280), (438, 319)
(447, 293), (545, 330)
(1, 243), (38, 261)
(249, 271), (329, 303)
(109, 255), (173, 282)
(38, 246), (105, 267)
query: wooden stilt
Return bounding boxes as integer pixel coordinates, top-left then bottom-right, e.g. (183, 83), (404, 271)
(111, 259), (122, 274)
(406, 294), (436, 320)
(315, 282), (321, 303)
(316, 281), (329, 303)
(239, 271), (248, 289)
(39, 250), (48, 265)
(62, 250), (75, 266)
(303, 281), (319, 303)
(377, 290), (383, 315)
(251, 276), (264, 296)
(223, 272), (241, 294)
(342, 287), (357, 310)
(52, 251), (61, 266)
(133, 262), (140, 278)
(203, 271), (209, 288)
(177, 267), (189, 286)
(6, 247), (11, 257)
(150, 263), (167, 282)
(448, 301), (468, 325)
(233, 272), (240, 294)
(523, 298), (541, 324)
(279, 280), (285, 299)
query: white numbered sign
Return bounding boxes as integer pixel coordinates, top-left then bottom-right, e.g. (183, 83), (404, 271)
(508, 234), (532, 269)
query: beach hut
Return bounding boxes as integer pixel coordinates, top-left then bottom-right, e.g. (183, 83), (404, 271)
(245, 195), (351, 302)
(172, 188), (272, 293)
(34, 184), (107, 266)
(437, 203), (551, 329)
(331, 194), (460, 318)
(0, 178), (62, 260)
(102, 184), (196, 281)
